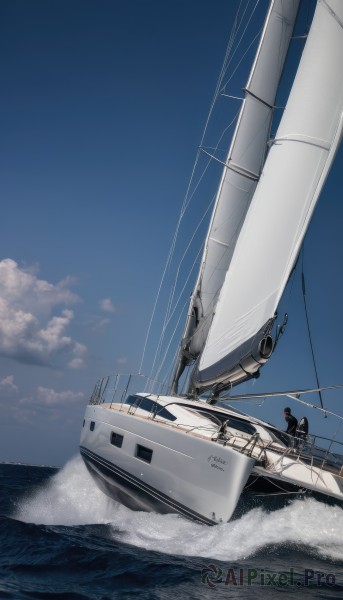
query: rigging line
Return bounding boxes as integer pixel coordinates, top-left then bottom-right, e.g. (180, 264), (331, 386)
(138, 223), (178, 374)
(153, 204), (211, 360)
(139, 139), (219, 375)
(221, 28), (262, 93)
(139, 135), (226, 376)
(221, 384), (343, 401)
(138, 147), (204, 374)
(180, 0), (246, 214)
(139, 107), (224, 377)
(175, 106), (236, 225)
(163, 109), (240, 329)
(318, 419), (343, 477)
(161, 346), (180, 392)
(301, 249), (324, 411)
(197, 0), (250, 147)
(285, 395), (343, 422)
(161, 236), (207, 341)
(161, 196), (215, 334)
(148, 241), (205, 384)
(219, 1), (261, 90)
(179, 1), (259, 214)
(146, 105), (239, 378)
(221, 387), (343, 421)
(153, 298), (190, 384)
(186, 106), (240, 195)
(166, 342), (190, 393)
(139, 2), (257, 375)
(178, 3), (249, 215)
(330, 419), (343, 452)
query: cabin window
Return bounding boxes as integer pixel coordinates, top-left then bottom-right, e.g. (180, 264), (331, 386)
(155, 406), (177, 422)
(136, 444), (153, 463)
(83, 419), (85, 427)
(90, 421), (95, 431)
(125, 395), (176, 421)
(227, 417), (256, 435)
(111, 432), (124, 448)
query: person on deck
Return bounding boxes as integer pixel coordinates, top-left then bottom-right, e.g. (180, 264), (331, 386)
(284, 407), (298, 436)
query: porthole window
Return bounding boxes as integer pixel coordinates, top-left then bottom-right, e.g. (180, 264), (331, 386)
(90, 421), (95, 431)
(111, 432), (123, 448)
(136, 444), (153, 463)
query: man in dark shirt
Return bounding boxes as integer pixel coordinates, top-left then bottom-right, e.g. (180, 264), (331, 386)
(284, 407), (298, 436)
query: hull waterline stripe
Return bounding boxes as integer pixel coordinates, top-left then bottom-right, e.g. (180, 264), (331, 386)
(79, 445), (216, 525)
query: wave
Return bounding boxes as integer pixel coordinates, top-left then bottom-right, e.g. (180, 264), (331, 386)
(14, 455), (343, 562)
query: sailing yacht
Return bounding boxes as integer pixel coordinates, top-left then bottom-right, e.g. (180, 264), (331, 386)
(80, 0), (343, 524)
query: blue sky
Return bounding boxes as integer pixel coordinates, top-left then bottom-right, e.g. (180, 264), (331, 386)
(1, 0), (342, 466)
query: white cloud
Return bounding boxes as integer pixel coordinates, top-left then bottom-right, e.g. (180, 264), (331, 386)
(99, 298), (116, 313)
(84, 316), (110, 333)
(19, 386), (84, 407)
(68, 342), (87, 369)
(0, 258), (78, 312)
(68, 357), (84, 369)
(0, 258), (86, 368)
(117, 357), (127, 365)
(36, 386), (84, 406)
(0, 374), (18, 395)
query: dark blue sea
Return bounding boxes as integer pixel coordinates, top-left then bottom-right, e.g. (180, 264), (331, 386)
(1, 457), (343, 599)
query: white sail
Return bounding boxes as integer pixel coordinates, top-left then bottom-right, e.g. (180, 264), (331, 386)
(172, 0), (300, 391)
(195, 0), (343, 390)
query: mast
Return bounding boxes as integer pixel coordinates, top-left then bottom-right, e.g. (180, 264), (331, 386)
(192, 0), (343, 395)
(171, 0), (300, 393)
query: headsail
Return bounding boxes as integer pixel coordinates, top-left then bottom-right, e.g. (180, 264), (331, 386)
(172, 0), (300, 393)
(192, 0), (343, 393)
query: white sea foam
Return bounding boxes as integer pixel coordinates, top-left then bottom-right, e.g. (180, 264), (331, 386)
(14, 455), (118, 526)
(15, 455), (343, 561)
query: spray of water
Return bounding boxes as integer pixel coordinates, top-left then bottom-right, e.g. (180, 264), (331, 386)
(14, 455), (343, 561)
(14, 456), (118, 526)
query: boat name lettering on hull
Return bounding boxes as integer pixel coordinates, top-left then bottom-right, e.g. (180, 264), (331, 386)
(208, 455), (228, 471)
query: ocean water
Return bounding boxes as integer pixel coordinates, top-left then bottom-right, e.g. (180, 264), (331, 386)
(1, 457), (343, 599)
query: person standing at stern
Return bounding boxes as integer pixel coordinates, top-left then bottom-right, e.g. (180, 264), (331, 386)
(284, 407), (298, 436)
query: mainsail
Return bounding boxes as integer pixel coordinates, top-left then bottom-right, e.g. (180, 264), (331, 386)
(172, 0), (300, 392)
(192, 0), (343, 393)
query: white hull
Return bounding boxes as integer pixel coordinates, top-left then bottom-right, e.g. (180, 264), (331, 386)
(80, 392), (343, 524)
(80, 403), (255, 524)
